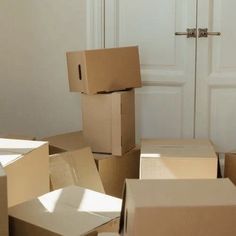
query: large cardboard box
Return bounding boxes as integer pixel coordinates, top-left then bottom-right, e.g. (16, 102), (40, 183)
(42, 131), (88, 155)
(66, 46), (141, 94)
(9, 185), (122, 236)
(94, 147), (140, 198)
(120, 179), (236, 236)
(225, 151), (236, 185)
(140, 139), (217, 179)
(50, 147), (105, 193)
(0, 138), (49, 207)
(0, 164), (8, 236)
(82, 89), (135, 156)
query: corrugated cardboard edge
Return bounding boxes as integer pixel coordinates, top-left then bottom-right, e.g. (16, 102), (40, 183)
(82, 217), (120, 236)
(119, 180), (127, 235)
(0, 163), (8, 236)
(111, 92), (122, 156)
(9, 216), (61, 236)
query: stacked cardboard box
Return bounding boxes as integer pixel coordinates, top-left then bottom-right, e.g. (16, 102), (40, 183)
(66, 46), (142, 198)
(66, 46), (142, 156)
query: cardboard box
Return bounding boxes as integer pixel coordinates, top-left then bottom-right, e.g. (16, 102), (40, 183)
(66, 46), (141, 94)
(50, 147), (105, 193)
(0, 164), (8, 236)
(94, 147), (140, 198)
(120, 179), (236, 236)
(82, 89), (135, 156)
(9, 185), (122, 236)
(42, 131), (88, 155)
(140, 139), (217, 179)
(225, 152), (236, 185)
(0, 138), (49, 207)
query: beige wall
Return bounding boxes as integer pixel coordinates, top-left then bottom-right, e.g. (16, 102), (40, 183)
(0, 0), (86, 138)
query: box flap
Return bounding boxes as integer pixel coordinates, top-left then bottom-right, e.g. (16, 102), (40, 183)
(9, 186), (122, 235)
(42, 131), (87, 152)
(141, 139), (217, 159)
(0, 138), (47, 167)
(50, 147), (105, 193)
(125, 179), (236, 207)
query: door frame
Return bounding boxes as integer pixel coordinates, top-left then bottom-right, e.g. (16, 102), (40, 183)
(86, 0), (105, 49)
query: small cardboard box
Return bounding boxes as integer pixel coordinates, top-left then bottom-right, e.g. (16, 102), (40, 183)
(0, 164), (8, 236)
(50, 147), (105, 193)
(225, 151), (236, 185)
(82, 89), (135, 156)
(140, 139), (217, 179)
(0, 138), (49, 207)
(9, 185), (122, 236)
(94, 147), (140, 198)
(120, 179), (236, 236)
(42, 131), (88, 155)
(66, 46), (141, 94)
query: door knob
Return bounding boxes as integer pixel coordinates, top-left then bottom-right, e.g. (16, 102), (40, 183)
(198, 28), (221, 38)
(175, 28), (197, 38)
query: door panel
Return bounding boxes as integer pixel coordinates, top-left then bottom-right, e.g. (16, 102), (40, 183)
(135, 86), (183, 140)
(196, 0), (236, 152)
(105, 0), (197, 142)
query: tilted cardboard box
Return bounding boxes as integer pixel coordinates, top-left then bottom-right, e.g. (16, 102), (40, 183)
(42, 131), (88, 155)
(9, 185), (122, 236)
(50, 147), (105, 193)
(66, 46), (141, 94)
(82, 89), (135, 156)
(94, 147), (140, 198)
(120, 179), (236, 236)
(0, 138), (49, 207)
(0, 164), (8, 236)
(140, 139), (217, 179)
(225, 151), (236, 185)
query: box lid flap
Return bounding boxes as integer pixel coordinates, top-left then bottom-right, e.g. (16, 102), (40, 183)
(9, 186), (122, 235)
(50, 147), (105, 193)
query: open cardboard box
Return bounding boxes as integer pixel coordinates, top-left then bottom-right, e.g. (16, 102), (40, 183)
(9, 185), (122, 236)
(66, 46), (141, 94)
(120, 178), (236, 236)
(0, 163), (8, 236)
(50, 147), (105, 193)
(140, 139), (218, 179)
(82, 89), (135, 156)
(0, 138), (49, 207)
(94, 147), (140, 198)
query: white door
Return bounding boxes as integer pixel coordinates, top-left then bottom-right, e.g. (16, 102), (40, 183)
(196, 0), (236, 152)
(104, 0), (197, 141)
